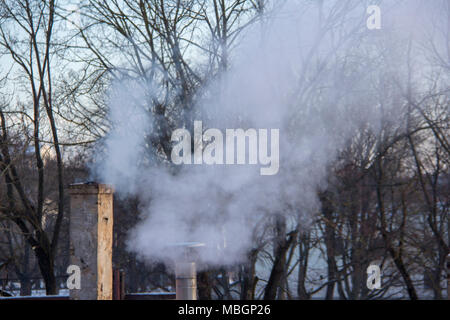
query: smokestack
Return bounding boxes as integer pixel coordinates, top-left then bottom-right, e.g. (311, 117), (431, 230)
(176, 262), (197, 300)
(172, 242), (204, 300)
(68, 182), (114, 300)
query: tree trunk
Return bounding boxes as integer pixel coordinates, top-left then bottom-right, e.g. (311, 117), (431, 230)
(321, 193), (338, 300)
(297, 232), (310, 300)
(264, 216), (297, 300)
(19, 276), (32, 296)
(34, 246), (57, 295)
(375, 160), (418, 300)
(197, 270), (212, 300)
(241, 249), (258, 300)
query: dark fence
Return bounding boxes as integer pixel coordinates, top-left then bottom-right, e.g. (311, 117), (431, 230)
(0, 270), (175, 300)
(0, 293), (175, 300)
(0, 275), (68, 297)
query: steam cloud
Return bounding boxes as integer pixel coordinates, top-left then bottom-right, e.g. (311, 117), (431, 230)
(94, 1), (442, 267)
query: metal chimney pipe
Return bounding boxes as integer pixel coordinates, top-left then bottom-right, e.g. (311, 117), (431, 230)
(176, 262), (197, 300)
(170, 242), (204, 300)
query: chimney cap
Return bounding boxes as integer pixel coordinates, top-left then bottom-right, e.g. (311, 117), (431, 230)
(168, 242), (205, 248)
(68, 181), (114, 194)
(167, 242), (205, 262)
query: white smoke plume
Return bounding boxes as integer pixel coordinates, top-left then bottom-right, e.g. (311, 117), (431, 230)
(93, 1), (444, 267)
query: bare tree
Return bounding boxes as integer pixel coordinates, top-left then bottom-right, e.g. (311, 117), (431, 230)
(0, 0), (65, 294)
